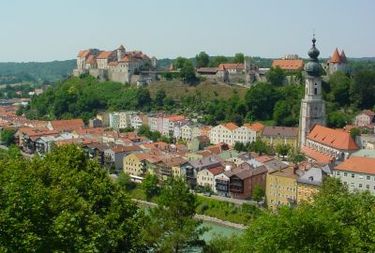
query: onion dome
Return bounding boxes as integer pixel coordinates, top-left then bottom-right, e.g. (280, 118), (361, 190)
(304, 36), (322, 77)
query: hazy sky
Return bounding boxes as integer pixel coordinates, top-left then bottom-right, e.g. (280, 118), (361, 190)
(1, 0), (374, 62)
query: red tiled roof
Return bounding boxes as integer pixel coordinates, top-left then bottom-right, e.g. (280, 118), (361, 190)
(340, 50), (347, 63)
(112, 145), (141, 153)
(218, 63), (244, 71)
(86, 55), (96, 65)
(301, 146), (334, 164)
(78, 50), (90, 58)
(50, 119), (84, 132)
(97, 51), (113, 59)
(307, 125), (358, 150)
(222, 122), (238, 131)
(206, 145), (221, 155)
(244, 122), (265, 132)
(207, 166), (225, 176)
(255, 155), (274, 163)
(335, 156), (375, 175)
(330, 48), (342, 64)
(166, 115), (185, 122)
(272, 59), (304, 70)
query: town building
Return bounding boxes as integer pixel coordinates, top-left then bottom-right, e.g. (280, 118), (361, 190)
(197, 166), (225, 193)
(209, 122), (258, 146)
(262, 126), (298, 148)
(354, 110), (375, 128)
(47, 119), (85, 132)
(297, 167), (327, 203)
(271, 57), (304, 72)
(266, 166), (298, 209)
(302, 125), (359, 165)
(298, 36), (326, 148)
(333, 156), (375, 194)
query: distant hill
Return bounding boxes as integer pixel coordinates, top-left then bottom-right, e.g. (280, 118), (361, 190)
(0, 60), (76, 85)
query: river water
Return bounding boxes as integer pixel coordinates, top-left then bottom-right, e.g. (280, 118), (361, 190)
(201, 220), (243, 242)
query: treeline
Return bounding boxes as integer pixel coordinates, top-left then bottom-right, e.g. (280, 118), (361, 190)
(0, 60), (75, 84)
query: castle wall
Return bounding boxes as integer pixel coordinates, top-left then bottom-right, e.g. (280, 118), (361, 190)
(108, 71), (129, 84)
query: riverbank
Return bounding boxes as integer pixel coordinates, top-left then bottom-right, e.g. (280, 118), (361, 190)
(132, 198), (247, 230)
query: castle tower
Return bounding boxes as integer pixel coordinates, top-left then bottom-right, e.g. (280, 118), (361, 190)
(298, 36), (326, 148)
(327, 48), (348, 75)
(117, 44), (126, 62)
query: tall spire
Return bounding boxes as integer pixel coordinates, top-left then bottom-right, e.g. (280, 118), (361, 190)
(304, 35), (321, 77)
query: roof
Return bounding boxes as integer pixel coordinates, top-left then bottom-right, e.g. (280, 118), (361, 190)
(166, 115), (185, 122)
(190, 156), (222, 169)
(264, 159), (289, 172)
(86, 55), (96, 65)
(244, 122), (265, 132)
(135, 153), (161, 164)
(297, 167), (324, 186)
(262, 126), (298, 138)
(97, 51), (113, 59)
(340, 50), (347, 63)
(218, 63), (244, 71)
(111, 145), (141, 153)
(307, 125), (358, 150)
(226, 165), (267, 180)
(359, 110), (375, 117)
(196, 67), (218, 74)
(221, 122), (238, 131)
(301, 146), (334, 164)
(78, 50), (90, 58)
(50, 119), (84, 132)
(335, 156), (375, 175)
(271, 59), (304, 71)
(255, 155), (274, 163)
(207, 166), (225, 176)
(351, 149), (375, 159)
(269, 166), (298, 179)
(205, 145), (222, 155)
(330, 48), (342, 64)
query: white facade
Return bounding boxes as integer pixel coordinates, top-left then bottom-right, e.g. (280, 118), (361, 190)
(333, 170), (375, 194)
(197, 169), (216, 193)
(209, 124), (256, 146)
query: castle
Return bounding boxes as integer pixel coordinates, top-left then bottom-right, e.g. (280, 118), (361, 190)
(325, 48), (349, 75)
(73, 44), (157, 84)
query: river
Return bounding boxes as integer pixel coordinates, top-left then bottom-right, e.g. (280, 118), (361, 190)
(201, 220), (243, 242)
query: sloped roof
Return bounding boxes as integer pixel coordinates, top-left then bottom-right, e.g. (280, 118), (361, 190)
(272, 59), (304, 71)
(307, 125), (358, 150)
(301, 146), (334, 165)
(97, 51), (113, 59)
(218, 63), (244, 71)
(297, 167), (325, 186)
(262, 126), (298, 138)
(340, 50), (347, 63)
(221, 122), (238, 131)
(111, 145), (141, 154)
(78, 50), (90, 58)
(244, 122), (265, 132)
(330, 48), (342, 63)
(50, 119), (84, 132)
(335, 156), (375, 175)
(207, 166), (225, 176)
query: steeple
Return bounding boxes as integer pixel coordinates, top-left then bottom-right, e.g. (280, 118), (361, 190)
(298, 35), (326, 149)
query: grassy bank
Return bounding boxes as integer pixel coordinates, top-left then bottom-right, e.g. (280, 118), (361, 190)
(126, 185), (262, 225)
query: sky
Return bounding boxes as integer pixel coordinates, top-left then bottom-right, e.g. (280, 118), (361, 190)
(0, 0), (374, 62)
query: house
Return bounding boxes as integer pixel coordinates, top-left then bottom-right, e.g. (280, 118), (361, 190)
(104, 145), (142, 173)
(157, 156), (187, 180)
(197, 166), (225, 193)
(16, 127), (59, 154)
(261, 126), (298, 148)
(123, 153), (161, 177)
(82, 142), (110, 166)
(187, 135), (210, 152)
(302, 125), (359, 165)
(271, 58), (304, 72)
(325, 48), (349, 75)
(215, 170), (231, 197)
(196, 67), (219, 78)
(225, 164), (268, 199)
(47, 119), (84, 132)
(354, 110), (375, 128)
(266, 166), (299, 209)
(297, 167), (328, 203)
(333, 156), (375, 194)
(181, 156), (222, 188)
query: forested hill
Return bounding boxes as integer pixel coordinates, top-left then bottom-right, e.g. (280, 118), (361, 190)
(0, 60), (76, 85)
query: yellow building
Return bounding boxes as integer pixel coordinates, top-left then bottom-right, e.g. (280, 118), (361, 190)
(261, 126), (298, 148)
(123, 153), (144, 176)
(266, 166), (298, 209)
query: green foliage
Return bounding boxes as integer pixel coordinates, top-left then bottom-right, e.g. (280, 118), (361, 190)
(245, 82), (278, 120)
(288, 148), (306, 164)
(233, 53), (245, 64)
(196, 51), (210, 68)
(350, 127), (361, 140)
(138, 125), (162, 142)
(327, 110), (351, 128)
(142, 174), (160, 201)
(350, 70), (375, 109)
(251, 185), (265, 202)
(275, 143), (291, 159)
(0, 128), (16, 146)
(209, 56), (228, 67)
(0, 145), (145, 252)
(266, 66), (286, 86)
(327, 72), (351, 107)
(220, 177), (375, 252)
(180, 60), (197, 84)
(117, 171), (136, 191)
(143, 177), (205, 252)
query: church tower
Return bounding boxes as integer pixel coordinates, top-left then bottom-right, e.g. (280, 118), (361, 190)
(298, 36), (326, 148)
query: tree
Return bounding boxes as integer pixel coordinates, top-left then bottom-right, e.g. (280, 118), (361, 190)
(288, 149), (306, 164)
(275, 143), (291, 159)
(0, 128), (16, 146)
(195, 51), (210, 68)
(142, 173), (160, 201)
(117, 171), (136, 191)
(244, 82), (278, 120)
(174, 57), (189, 70)
(350, 127), (361, 140)
(180, 60), (197, 84)
(209, 56), (228, 67)
(142, 177), (206, 252)
(266, 66), (286, 86)
(327, 111), (350, 128)
(252, 185), (265, 202)
(233, 53), (245, 64)
(350, 70), (375, 109)
(327, 72), (351, 107)
(233, 178), (375, 253)
(234, 142), (246, 152)
(0, 145), (145, 252)
(155, 89), (167, 107)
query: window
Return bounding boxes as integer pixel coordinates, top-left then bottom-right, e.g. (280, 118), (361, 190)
(351, 174), (355, 178)
(314, 88), (318, 95)
(367, 176), (371, 180)
(337, 171), (340, 176)
(366, 185), (370, 189)
(359, 184), (362, 188)
(344, 172), (347, 177)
